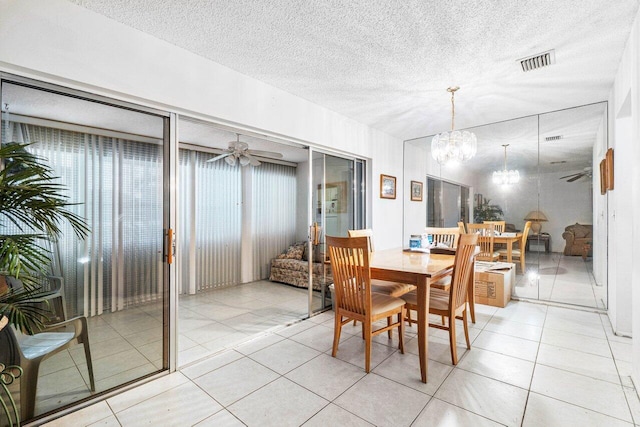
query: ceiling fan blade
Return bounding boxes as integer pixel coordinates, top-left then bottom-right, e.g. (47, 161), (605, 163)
(567, 174), (584, 182)
(246, 149), (284, 159)
(559, 173), (580, 179)
(206, 152), (231, 163)
(243, 153), (261, 166)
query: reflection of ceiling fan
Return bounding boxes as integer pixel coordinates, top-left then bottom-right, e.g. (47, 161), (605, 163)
(206, 134), (283, 166)
(560, 167), (592, 182)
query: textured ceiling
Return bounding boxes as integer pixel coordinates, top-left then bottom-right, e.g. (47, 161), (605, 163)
(68, 0), (639, 141)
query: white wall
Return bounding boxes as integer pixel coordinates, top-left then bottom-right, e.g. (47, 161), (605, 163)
(608, 2), (640, 383)
(0, 0), (405, 250)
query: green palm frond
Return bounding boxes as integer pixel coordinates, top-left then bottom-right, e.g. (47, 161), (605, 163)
(0, 142), (89, 333)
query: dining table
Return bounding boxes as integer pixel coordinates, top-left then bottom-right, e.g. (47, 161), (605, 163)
(493, 233), (522, 263)
(369, 248), (455, 383)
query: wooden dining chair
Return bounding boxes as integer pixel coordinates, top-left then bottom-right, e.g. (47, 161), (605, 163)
(483, 220), (506, 233)
(499, 221), (532, 272)
(401, 233), (478, 365)
(326, 235), (405, 373)
(457, 221), (466, 235)
(347, 229), (416, 297)
(467, 223), (499, 261)
(425, 227), (460, 248)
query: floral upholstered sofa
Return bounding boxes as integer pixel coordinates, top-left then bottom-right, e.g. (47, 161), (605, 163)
(269, 242), (332, 291)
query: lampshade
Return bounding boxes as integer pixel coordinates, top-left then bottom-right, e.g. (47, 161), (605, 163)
(525, 210), (548, 235)
(224, 155), (236, 166)
(524, 211), (548, 222)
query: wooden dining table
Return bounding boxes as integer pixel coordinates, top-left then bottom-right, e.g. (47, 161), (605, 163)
(369, 248), (455, 383)
(494, 233), (522, 263)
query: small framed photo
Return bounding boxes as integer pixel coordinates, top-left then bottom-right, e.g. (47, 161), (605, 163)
(599, 159), (607, 195)
(380, 174), (396, 199)
(606, 148), (614, 190)
(410, 180), (423, 201)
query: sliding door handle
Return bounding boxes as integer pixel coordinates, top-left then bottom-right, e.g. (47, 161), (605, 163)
(167, 228), (175, 264)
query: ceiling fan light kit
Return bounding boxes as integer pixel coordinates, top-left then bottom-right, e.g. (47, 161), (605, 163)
(206, 133), (283, 167)
(431, 86), (477, 165)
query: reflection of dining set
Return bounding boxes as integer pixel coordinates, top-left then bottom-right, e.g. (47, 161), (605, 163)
(325, 223), (529, 384)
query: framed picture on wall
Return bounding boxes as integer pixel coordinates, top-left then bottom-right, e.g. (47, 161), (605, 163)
(599, 158), (607, 195)
(410, 180), (423, 201)
(606, 148), (614, 190)
(380, 174), (396, 199)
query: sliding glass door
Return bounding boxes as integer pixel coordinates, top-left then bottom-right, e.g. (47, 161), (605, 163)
(0, 77), (170, 422)
(309, 150), (365, 315)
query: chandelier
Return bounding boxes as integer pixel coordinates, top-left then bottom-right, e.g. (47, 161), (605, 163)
(492, 144), (520, 185)
(431, 86), (477, 165)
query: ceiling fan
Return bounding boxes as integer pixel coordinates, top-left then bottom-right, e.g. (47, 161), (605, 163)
(206, 134), (283, 166)
(560, 167), (592, 182)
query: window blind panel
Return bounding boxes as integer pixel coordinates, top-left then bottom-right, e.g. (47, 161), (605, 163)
(178, 149), (193, 294)
(7, 122), (163, 317)
(194, 152), (242, 289)
(251, 163), (297, 280)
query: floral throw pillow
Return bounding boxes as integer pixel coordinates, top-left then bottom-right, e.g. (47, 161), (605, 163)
(283, 244), (305, 260)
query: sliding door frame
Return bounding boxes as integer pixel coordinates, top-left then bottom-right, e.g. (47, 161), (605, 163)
(0, 72), (178, 420)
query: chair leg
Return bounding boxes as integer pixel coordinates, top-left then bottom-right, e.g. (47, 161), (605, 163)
(83, 337), (96, 391)
(520, 255), (525, 273)
(387, 317), (392, 339)
(398, 309), (405, 354)
(19, 362), (39, 421)
(449, 315), (458, 365)
(332, 314), (343, 357)
(406, 306), (412, 326)
(463, 309), (471, 350)
(364, 322), (372, 373)
(441, 315), (446, 325)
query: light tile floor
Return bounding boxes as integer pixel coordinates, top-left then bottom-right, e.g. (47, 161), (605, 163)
(513, 253), (604, 309)
(31, 256), (608, 424)
(43, 300), (639, 427)
(177, 281), (316, 366)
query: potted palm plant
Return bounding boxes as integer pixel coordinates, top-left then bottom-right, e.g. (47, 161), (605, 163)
(473, 196), (504, 223)
(0, 142), (89, 424)
(0, 142), (89, 333)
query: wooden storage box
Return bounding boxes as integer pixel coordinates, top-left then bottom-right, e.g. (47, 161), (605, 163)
(474, 263), (515, 308)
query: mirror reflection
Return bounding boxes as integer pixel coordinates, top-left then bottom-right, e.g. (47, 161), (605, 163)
(404, 102), (607, 309)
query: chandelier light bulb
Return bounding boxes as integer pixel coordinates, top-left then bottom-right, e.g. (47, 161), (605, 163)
(431, 87), (477, 165)
(492, 144), (520, 185)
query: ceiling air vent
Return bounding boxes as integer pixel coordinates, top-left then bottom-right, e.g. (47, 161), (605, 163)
(519, 49), (556, 72)
(545, 135), (562, 142)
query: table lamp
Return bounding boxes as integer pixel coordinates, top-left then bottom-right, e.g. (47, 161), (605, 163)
(524, 210), (548, 235)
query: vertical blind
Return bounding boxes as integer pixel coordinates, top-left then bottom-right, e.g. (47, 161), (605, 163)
(178, 149), (297, 292)
(178, 149), (242, 293)
(251, 162), (297, 280)
(5, 122), (163, 317)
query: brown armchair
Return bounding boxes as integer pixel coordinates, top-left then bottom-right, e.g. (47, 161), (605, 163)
(562, 223), (592, 256)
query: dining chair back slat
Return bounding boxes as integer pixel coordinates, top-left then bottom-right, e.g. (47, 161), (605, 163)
(347, 229), (374, 252)
(425, 227), (460, 248)
(483, 220), (506, 233)
(451, 234), (479, 313)
(467, 223), (498, 261)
